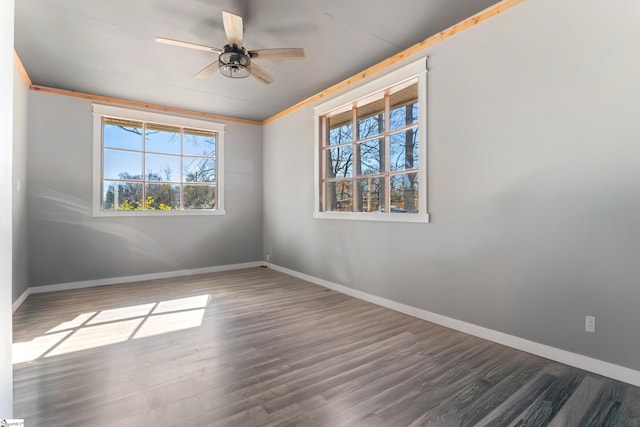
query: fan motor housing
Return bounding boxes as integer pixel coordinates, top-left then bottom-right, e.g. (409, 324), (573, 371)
(219, 45), (251, 78)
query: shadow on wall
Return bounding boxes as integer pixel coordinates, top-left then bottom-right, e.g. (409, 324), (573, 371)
(31, 187), (181, 268)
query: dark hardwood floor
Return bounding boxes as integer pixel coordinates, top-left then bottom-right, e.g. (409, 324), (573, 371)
(12, 267), (640, 426)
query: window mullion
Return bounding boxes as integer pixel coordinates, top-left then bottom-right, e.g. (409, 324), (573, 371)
(142, 122), (146, 211)
(314, 63), (426, 220)
(180, 128), (184, 211)
(351, 105), (358, 212)
(384, 92), (391, 213)
(214, 135), (218, 210)
(95, 104), (225, 216)
(101, 118), (106, 210)
(320, 118), (327, 212)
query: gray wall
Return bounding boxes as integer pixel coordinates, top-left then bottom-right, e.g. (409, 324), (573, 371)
(263, 0), (640, 371)
(13, 66), (29, 301)
(1, 0), (15, 415)
(27, 91), (263, 287)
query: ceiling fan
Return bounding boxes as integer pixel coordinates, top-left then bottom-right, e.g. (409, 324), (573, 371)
(156, 11), (305, 85)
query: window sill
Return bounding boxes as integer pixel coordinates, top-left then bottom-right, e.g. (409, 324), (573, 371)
(93, 209), (226, 218)
(313, 211), (430, 223)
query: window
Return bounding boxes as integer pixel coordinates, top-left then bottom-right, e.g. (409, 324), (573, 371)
(314, 59), (429, 222)
(93, 105), (225, 216)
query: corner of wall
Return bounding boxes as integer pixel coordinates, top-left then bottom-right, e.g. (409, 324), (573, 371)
(12, 59), (30, 304)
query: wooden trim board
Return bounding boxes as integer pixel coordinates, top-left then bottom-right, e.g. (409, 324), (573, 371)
(13, 0), (525, 127)
(262, 0), (526, 125)
(267, 263), (640, 388)
(30, 85), (262, 126)
(13, 51), (31, 88)
(13, 49), (260, 126)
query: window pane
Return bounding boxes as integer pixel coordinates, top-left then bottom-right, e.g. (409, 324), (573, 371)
(325, 180), (353, 212)
(390, 173), (419, 213)
(145, 183), (180, 210)
(390, 83), (418, 131)
(326, 146), (353, 179)
(356, 177), (385, 213)
(145, 154), (181, 182)
(103, 149), (142, 180)
(184, 185), (216, 209)
(184, 157), (216, 183)
(184, 130), (216, 156)
(102, 181), (143, 211)
(327, 112), (353, 146)
(146, 124), (181, 154)
(357, 98), (385, 139)
(358, 138), (384, 175)
(390, 129), (419, 172)
(103, 119), (143, 151)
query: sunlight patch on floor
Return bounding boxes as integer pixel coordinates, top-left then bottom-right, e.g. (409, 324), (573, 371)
(153, 295), (210, 314)
(13, 331), (73, 364)
(13, 294), (210, 364)
(47, 312), (96, 333)
(46, 318), (143, 357)
(88, 303), (155, 325)
(134, 309), (205, 339)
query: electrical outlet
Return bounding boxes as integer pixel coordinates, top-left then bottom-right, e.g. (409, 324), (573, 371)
(585, 316), (596, 333)
(266, 253), (270, 262)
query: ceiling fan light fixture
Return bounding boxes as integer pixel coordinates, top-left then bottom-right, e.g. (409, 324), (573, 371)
(219, 63), (250, 79)
(157, 11), (304, 84)
(219, 45), (251, 79)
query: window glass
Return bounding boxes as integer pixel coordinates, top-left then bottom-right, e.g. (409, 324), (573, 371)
(356, 177), (385, 213)
(328, 111), (353, 145)
(102, 181), (143, 211)
(97, 112), (221, 213)
(390, 173), (419, 213)
(319, 76), (421, 216)
(389, 129), (418, 172)
(145, 154), (181, 182)
(389, 83), (418, 131)
(103, 150), (142, 180)
(145, 184), (180, 210)
(326, 146), (353, 179)
(103, 119), (143, 150)
(357, 98), (385, 139)
(358, 138), (384, 175)
(325, 181), (353, 212)
(146, 124), (181, 154)
(183, 185), (217, 210)
(184, 158), (216, 183)
(184, 129), (216, 156)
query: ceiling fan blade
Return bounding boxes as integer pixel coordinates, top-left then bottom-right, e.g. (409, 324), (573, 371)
(156, 37), (221, 53)
(222, 11), (244, 48)
(248, 48), (305, 60)
(247, 62), (274, 85)
(194, 60), (220, 79)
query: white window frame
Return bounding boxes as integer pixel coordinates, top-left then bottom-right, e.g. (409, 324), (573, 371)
(313, 58), (429, 223)
(92, 104), (226, 217)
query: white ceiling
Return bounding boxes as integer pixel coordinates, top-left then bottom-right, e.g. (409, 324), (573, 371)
(15, 0), (500, 122)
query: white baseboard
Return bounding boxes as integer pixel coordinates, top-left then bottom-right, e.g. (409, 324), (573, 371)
(12, 261), (265, 312)
(267, 262), (640, 388)
(12, 288), (31, 313)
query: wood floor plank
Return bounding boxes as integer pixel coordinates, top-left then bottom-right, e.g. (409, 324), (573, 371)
(547, 375), (604, 427)
(12, 267), (640, 426)
(612, 385), (640, 426)
(578, 381), (626, 426)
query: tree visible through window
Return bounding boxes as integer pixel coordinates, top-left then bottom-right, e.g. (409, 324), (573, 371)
(320, 79), (419, 214)
(101, 117), (219, 212)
